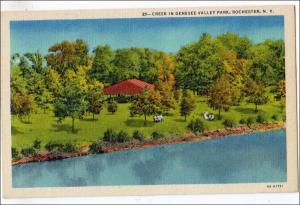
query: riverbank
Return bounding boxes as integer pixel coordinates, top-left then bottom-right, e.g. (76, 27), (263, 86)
(12, 123), (285, 165)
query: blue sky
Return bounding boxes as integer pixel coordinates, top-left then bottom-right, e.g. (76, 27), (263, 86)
(10, 15), (284, 55)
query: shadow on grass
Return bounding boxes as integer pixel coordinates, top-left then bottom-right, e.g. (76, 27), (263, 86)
(11, 126), (24, 135)
(80, 118), (99, 122)
(173, 118), (186, 123)
(52, 124), (79, 134)
(125, 119), (154, 127)
(234, 107), (256, 114)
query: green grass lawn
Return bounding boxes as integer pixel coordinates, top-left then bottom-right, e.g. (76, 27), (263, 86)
(12, 96), (284, 150)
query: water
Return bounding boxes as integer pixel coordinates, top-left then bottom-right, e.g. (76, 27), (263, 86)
(12, 129), (287, 188)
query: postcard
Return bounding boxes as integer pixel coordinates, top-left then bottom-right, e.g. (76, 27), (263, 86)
(1, 5), (298, 198)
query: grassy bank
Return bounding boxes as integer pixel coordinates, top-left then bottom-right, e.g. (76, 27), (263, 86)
(12, 96), (284, 150)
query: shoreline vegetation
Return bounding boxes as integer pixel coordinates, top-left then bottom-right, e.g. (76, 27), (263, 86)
(12, 122), (284, 165)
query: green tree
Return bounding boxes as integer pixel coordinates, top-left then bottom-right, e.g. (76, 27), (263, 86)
(86, 79), (104, 120)
(107, 100), (118, 114)
(180, 90), (196, 121)
(112, 48), (141, 82)
(207, 74), (236, 119)
(11, 92), (35, 122)
(130, 89), (162, 125)
(24, 51), (45, 74)
(18, 56), (30, 78)
(89, 45), (114, 84)
(175, 33), (223, 95)
(244, 79), (269, 112)
(53, 78), (88, 131)
(44, 68), (62, 97)
(216, 32), (251, 59)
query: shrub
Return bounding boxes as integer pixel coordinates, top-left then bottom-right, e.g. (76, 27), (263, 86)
(107, 100), (118, 114)
(246, 117), (255, 127)
(62, 143), (77, 153)
(256, 114), (268, 124)
(21, 147), (36, 157)
(33, 139), (41, 150)
(272, 114), (279, 121)
(89, 141), (103, 154)
(151, 131), (164, 140)
(239, 118), (247, 124)
(132, 130), (145, 141)
(224, 106), (230, 112)
(117, 130), (130, 143)
(103, 129), (118, 143)
(222, 119), (236, 128)
(44, 142), (64, 152)
(11, 147), (20, 160)
(188, 118), (205, 133)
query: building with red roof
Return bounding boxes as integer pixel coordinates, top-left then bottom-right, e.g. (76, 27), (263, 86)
(103, 79), (155, 95)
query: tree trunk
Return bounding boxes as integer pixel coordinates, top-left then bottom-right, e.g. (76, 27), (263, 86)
(93, 113), (95, 120)
(71, 117), (75, 132)
(144, 115), (147, 125)
(218, 108), (221, 120)
(184, 115), (187, 121)
(255, 104), (258, 112)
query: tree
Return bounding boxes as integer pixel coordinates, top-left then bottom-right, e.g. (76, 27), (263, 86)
(46, 39), (89, 76)
(53, 78), (88, 132)
(86, 79), (104, 120)
(24, 51), (45, 74)
(175, 33), (223, 95)
(155, 52), (176, 114)
(107, 100), (118, 114)
(188, 118), (205, 133)
(89, 45), (114, 84)
(243, 79), (268, 112)
(207, 74), (236, 119)
(18, 56), (30, 78)
(216, 32), (251, 59)
(112, 48), (141, 82)
(44, 68), (62, 97)
(247, 39), (284, 86)
(277, 80), (286, 114)
(11, 92), (35, 122)
(11, 68), (28, 95)
(129, 89), (162, 125)
(180, 90), (196, 121)
(38, 90), (53, 113)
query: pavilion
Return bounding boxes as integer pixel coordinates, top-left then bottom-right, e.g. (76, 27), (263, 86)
(103, 79), (155, 95)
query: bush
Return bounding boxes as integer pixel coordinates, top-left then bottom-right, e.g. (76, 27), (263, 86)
(33, 139), (41, 150)
(62, 143), (77, 153)
(256, 114), (268, 124)
(44, 142), (64, 152)
(21, 147), (36, 157)
(89, 141), (103, 154)
(222, 119), (236, 128)
(117, 130), (130, 143)
(11, 147), (20, 160)
(132, 130), (145, 141)
(188, 118), (205, 133)
(272, 114), (279, 121)
(224, 106), (230, 112)
(107, 100), (118, 114)
(239, 118), (247, 124)
(103, 129), (118, 143)
(151, 131), (164, 140)
(246, 117), (255, 127)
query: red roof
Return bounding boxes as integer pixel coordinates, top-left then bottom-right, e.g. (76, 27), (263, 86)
(103, 79), (155, 95)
